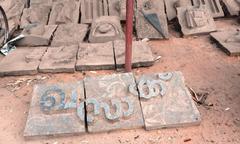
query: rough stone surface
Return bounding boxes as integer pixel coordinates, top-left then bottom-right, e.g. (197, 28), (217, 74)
(177, 6), (216, 36)
(76, 42), (115, 71)
(114, 40), (154, 68)
(24, 82), (86, 137)
(16, 25), (57, 46)
(0, 47), (47, 76)
(48, 0), (80, 25)
(30, 0), (53, 7)
(89, 16), (124, 43)
(51, 24), (88, 46)
(39, 45), (78, 73)
(192, 0), (224, 18)
(80, 0), (108, 24)
(20, 6), (51, 28)
(135, 71), (201, 130)
(222, 0), (240, 16)
(210, 29), (240, 56)
(84, 73), (144, 133)
(108, 0), (126, 20)
(135, 0), (169, 39)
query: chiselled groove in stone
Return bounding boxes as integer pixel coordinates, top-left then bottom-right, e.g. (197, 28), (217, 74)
(64, 90), (78, 109)
(101, 99), (122, 121)
(158, 72), (173, 81)
(122, 97), (134, 117)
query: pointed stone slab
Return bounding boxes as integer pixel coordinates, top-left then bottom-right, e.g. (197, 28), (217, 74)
(210, 29), (240, 56)
(76, 42), (115, 71)
(84, 73), (144, 133)
(39, 45), (78, 73)
(114, 40), (154, 68)
(0, 47), (47, 77)
(51, 24), (88, 46)
(135, 71), (201, 130)
(24, 82), (86, 137)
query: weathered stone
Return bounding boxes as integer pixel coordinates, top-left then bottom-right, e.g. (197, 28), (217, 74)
(222, 0), (240, 16)
(51, 24), (88, 46)
(48, 0), (80, 25)
(24, 82), (86, 137)
(76, 42), (115, 71)
(0, 47), (47, 76)
(16, 25), (57, 46)
(177, 6), (216, 36)
(210, 29), (240, 56)
(80, 0), (108, 24)
(192, 0), (224, 18)
(135, 0), (169, 39)
(108, 0), (126, 20)
(114, 40), (154, 68)
(135, 71), (201, 130)
(89, 16), (124, 43)
(84, 73), (144, 133)
(39, 45), (78, 73)
(20, 6), (51, 29)
(30, 0), (53, 7)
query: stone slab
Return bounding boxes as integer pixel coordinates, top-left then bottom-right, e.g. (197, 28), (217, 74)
(48, 0), (80, 25)
(134, 71), (201, 130)
(39, 45), (78, 73)
(114, 40), (154, 68)
(16, 25), (58, 46)
(76, 42), (115, 71)
(51, 24), (88, 46)
(80, 0), (108, 24)
(192, 0), (224, 18)
(0, 47), (47, 77)
(222, 0), (240, 16)
(84, 73), (144, 133)
(30, 0), (53, 7)
(108, 0), (126, 20)
(24, 82), (86, 137)
(177, 6), (216, 36)
(135, 0), (169, 39)
(210, 29), (240, 56)
(20, 6), (51, 29)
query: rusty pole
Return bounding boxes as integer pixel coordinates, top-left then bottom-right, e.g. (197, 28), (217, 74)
(125, 0), (134, 72)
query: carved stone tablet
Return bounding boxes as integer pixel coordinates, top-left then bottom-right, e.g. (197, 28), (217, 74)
(108, 0), (126, 20)
(16, 25), (57, 46)
(135, 0), (169, 39)
(177, 6), (216, 36)
(51, 24), (88, 46)
(210, 29), (240, 56)
(39, 45), (79, 73)
(89, 16), (124, 43)
(48, 0), (80, 25)
(24, 82), (86, 137)
(84, 73), (144, 133)
(80, 0), (108, 24)
(114, 40), (154, 68)
(222, 0), (240, 16)
(76, 42), (115, 71)
(135, 71), (201, 130)
(0, 47), (47, 76)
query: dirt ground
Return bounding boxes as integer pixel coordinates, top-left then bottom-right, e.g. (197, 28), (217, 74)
(0, 19), (239, 144)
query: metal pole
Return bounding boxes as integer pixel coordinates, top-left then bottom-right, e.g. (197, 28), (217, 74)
(125, 0), (134, 72)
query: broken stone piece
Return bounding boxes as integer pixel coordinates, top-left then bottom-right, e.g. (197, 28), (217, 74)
(76, 42), (115, 71)
(136, 71), (201, 130)
(51, 23), (88, 46)
(84, 73), (144, 133)
(24, 82), (86, 137)
(80, 0), (108, 24)
(16, 25), (57, 46)
(222, 0), (240, 16)
(20, 6), (51, 29)
(136, 0), (169, 39)
(108, 0), (126, 20)
(210, 29), (240, 56)
(0, 47), (47, 76)
(39, 45), (79, 73)
(89, 16), (124, 43)
(177, 6), (216, 36)
(114, 40), (154, 68)
(48, 0), (80, 25)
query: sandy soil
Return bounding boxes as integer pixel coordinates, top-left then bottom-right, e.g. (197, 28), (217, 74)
(0, 19), (239, 144)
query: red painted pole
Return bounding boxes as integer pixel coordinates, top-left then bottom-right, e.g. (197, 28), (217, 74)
(125, 0), (134, 72)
